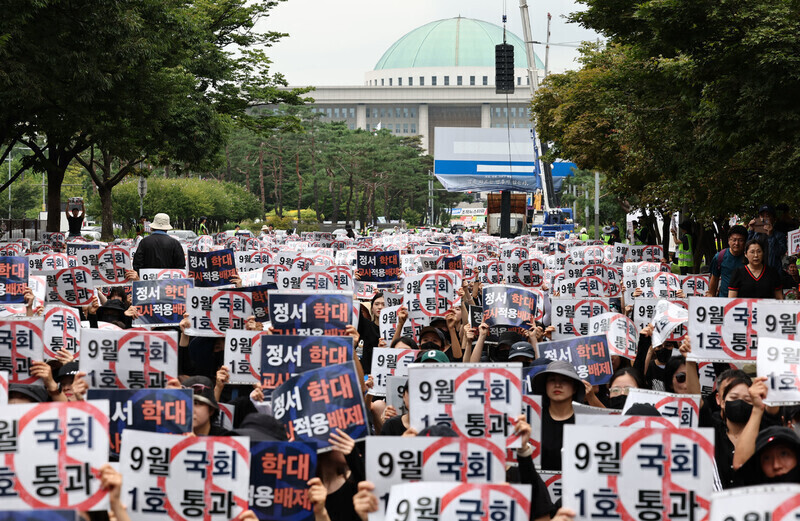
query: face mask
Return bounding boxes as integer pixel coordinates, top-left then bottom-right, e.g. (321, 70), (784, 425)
(419, 342), (440, 352)
(765, 464), (800, 484)
(608, 395), (628, 410)
(655, 348), (672, 364)
(724, 399), (753, 424)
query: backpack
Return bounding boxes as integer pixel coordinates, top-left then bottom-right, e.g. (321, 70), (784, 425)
(715, 248), (727, 271)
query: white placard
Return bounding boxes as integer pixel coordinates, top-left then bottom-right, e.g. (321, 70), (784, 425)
(621, 388), (701, 428)
(185, 287), (254, 337)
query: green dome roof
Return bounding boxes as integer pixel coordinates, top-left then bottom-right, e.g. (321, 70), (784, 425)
(374, 17), (544, 71)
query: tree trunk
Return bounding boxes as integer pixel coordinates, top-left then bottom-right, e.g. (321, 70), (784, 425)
(98, 183), (114, 241)
(661, 213), (671, 263)
(296, 153), (302, 230)
(258, 143), (266, 217)
(358, 185), (367, 226)
(313, 177), (321, 222)
(46, 165), (66, 232)
(368, 182), (376, 225)
(224, 146), (230, 182)
(345, 171), (354, 224)
(384, 185), (391, 222)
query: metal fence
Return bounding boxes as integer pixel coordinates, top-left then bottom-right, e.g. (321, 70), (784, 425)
(0, 219), (42, 241)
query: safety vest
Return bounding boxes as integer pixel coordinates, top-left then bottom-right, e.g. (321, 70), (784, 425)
(677, 233), (693, 267)
(601, 234), (612, 244)
(633, 228), (644, 245)
(580, 233), (589, 241)
(199, 223), (209, 236)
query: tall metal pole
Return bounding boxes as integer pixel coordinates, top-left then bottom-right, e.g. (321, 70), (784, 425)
(594, 172), (600, 240)
(545, 13), (551, 77)
(7, 151), (11, 220)
(518, 0), (540, 90)
(572, 184), (576, 224)
(428, 171), (434, 226)
(584, 185), (589, 229)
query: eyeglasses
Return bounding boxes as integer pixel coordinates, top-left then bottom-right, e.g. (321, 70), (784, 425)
(675, 372), (687, 384)
(183, 383), (210, 395)
(609, 386), (633, 396)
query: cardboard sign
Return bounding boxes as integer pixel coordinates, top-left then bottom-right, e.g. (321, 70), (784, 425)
(139, 268), (190, 281)
(688, 296), (759, 362)
(356, 250), (401, 282)
(224, 330), (265, 385)
(43, 306), (81, 359)
(86, 388), (192, 458)
(45, 267), (95, 306)
(188, 249), (237, 287)
(132, 279), (192, 327)
(789, 228), (800, 256)
(404, 271), (461, 322)
(408, 363), (522, 449)
(185, 287), (254, 337)
(28, 253), (74, 275)
(516, 258), (546, 287)
(0, 256), (28, 304)
(650, 299), (689, 346)
(621, 388), (701, 428)
(261, 335), (353, 391)
(757, 337), (800, 406)
(270, 362), (368, 449)
(268, 291), (355, 336)
(550, 298), (612, 339)
(710, 484), (800, 521)
(633, 297), (689, 343)
(79, 329), (178, 389)
(563, 425), (714, 521)
(95, 246), (131, 284)
(755, 301), (800, 341)
(538, 335), (614, 386)
(0, 318), (45, 384)
(248, 441), (317, 521)
(365, 437), (508, 521)
(384, 482), (531, 521)
(0, 400), (110, 511)
(386, 376), (408, 415)
(482, 284), (537, 330)
(368, 348), (416, 396)
(652, 272), (682, 298)
(574, 413), (680, 428)
(120, 430), (250, 520)
(378, 304), (415, 342)
(682, 274), (710, 297)
(589, 312), (639, 359)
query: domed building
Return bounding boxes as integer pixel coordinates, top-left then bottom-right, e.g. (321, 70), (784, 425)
(304, 17), (543, 153)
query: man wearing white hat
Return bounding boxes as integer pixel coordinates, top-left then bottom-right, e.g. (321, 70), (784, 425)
(132, 212), (186, 272)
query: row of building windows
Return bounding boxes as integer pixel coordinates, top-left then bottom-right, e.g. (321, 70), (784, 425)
(494, 107), (532, 118)
(372, 123), (417, 134)
(493, 123), (533, 128)
(366, 107), (416, 119)
(311, 107), (356, 119)
(369, 76), (531, 87)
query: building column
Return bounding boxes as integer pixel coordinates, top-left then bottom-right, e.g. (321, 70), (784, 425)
(356, 104), (367, 130)
(481, 103), (491, 128)
(418, 103), (429, 153)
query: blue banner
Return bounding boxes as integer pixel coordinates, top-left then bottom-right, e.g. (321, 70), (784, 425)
(0, 256), (28, 304)
(268, 291), (355, 336)
(271, 362), (368, 449)
(482, 285), (537, 329)
(188, 248), (237, 287)
(132, 278), (193, 326)
(356, 250), (401, 282)
(261, 335), (353, 391)
(439, 255), (463, 271)
(537, 334), (614, 386)
(87, 388), (193, 458)
(249, 441), (317, 521)
(241, 283), (277, 323)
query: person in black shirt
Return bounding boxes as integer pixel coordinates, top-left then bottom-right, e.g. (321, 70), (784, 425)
(65, 199), (84, 238)
(728, 239), (783, 299)
(182, 375), (231, 436)
(131, 212), (186, 272)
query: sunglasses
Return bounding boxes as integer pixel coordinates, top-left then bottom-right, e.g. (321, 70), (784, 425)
(184, 383), (211, 395)
(675, 372), (687, 384)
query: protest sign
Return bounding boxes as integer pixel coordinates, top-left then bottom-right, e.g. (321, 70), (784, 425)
(0, 400), (110, 511)
(574, 413), (680, 428)
(214, 403), (235, 431)
(482, 284), (536, 330)
(476, 259), (502, 283)
(225, 330), (265, 385)
(438, 254), (463, 272)
(650, 299), (690, 346)
(356, 250), (401, 282)
(0, 257), (28, 304)
(688, 296), (759, 362)
(268, 291), (355, 336)
(403, 271), (461, 321)
(369, 347), (416, 396)
(0, 318), (45, 384)
(633, 297), (689, 343)
(757, 337), (800, 406)
(0, 370), (7, 405)
(365, 437), (508, 520)
(79, 329), (178, 389)
(408, 362), (522, 448)
(710, 484), (800, 521)
(45, 267), (94, 306)
(43, 306), (81, 359)
(271, 362), (368, 449)
(185, 287), (254, 337)
(384, 482), (531, 521)
(139, 268), (190, 281)
(621, 388), (701, 427)
(188, 249), (237, 287)
(755, 301), (800, 341)
(120, 430), (250, 520)
(261, 335), (353, 391)
(589, 313), (639, 359)
(520, 394), (543, 467)
(249, 441), (317, 521)
(95, 246), (131, 285)
(28, 253), (74, 275)
(235, 250), (273, 272)
(378, 305), (415, 342)
(550, 298), (612, 339)
(386, 376), (408, 414)
(517, 258), (546, 287)
(652, 271), (682, 298)
(563, 424), (714, 521)
(789, 229), (800, 256)
(538, 335), (614, 386)
(383, 289), (404, 308)
(132, 279), (192, 327)
(540, 471), (562, 505)
(86, 388), (192, 458)
(682, 274), (710, 297)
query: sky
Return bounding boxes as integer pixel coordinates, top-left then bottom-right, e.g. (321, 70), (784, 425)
(258, 0), (602, 86)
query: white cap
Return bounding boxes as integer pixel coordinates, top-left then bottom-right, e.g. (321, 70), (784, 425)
(150, 213), (173, 231)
